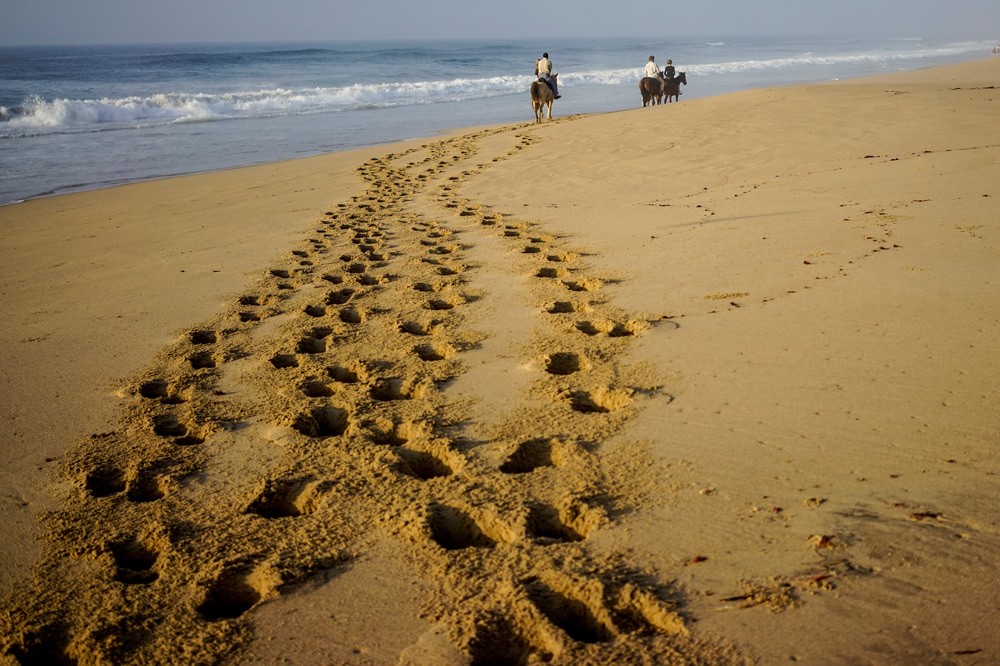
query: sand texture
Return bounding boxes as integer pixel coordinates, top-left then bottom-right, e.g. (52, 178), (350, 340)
(1, 59), (999, 664)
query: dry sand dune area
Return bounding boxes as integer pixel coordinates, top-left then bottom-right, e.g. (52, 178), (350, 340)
(1, 59), (998, 664)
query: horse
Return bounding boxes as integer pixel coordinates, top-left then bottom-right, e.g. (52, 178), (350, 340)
(663, 71), (687, 103)
(530, 73), (557, 122)
(639, 76), (664, 107)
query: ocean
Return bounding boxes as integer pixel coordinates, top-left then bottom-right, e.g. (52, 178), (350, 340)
(0, 35), (993, 205)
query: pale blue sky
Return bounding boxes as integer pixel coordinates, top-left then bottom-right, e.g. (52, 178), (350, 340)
(2, 0), (998, 45)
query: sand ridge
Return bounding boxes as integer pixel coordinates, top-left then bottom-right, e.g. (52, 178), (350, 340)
(1, 123), (747, 664)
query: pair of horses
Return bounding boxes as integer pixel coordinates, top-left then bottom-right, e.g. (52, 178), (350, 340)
(530, 70), (688, 121)
(639, 72), (687, 106)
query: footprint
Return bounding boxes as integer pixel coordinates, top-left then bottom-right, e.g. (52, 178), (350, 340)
(110, 536), (159, 585)
(397, 448), (453, 480)
(500, 439), (564, 474)
(414, 341), (456, 362)
(196, 564), (280, 621)
(427, 504), (497, 551)
(296, 336), (326, 354)
(270, 353), (299, 369)
(338, 307), (366, 324)
(138, 379), (185, 404)
(327, 364), (362, 384)
(190, 330), (218, 345)
(545, 352), (588, 375)
(466, 613), (533, 666)
(248, 478), (331, 518)
(536, 267), (568, 279)
(304, 304), (327, 318)
(5, 624), (73, 664)
(567, 387), (633, 414)
(524, 578), (614, 644)
(188, 351), (216, 370)
(299, 379), (334, 398)
(151, 415), (206, 445)
(290, 405), (350, 437)
(563, 278), (602, 292)
(546, 301), (590, 315)
(126, 470), (167, 503)
(526, 504), (585, 544)
(400, 320), (441, 336)
(370, 377), (428, 401)
(85, 465), (126, 498)
(326, 288), (356, 305)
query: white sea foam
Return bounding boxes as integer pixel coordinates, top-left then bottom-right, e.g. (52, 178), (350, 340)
(1, 39), (988, 139)
(0, 75), (537, 137)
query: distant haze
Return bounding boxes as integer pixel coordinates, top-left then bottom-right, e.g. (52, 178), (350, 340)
(3, 0), (999, 45)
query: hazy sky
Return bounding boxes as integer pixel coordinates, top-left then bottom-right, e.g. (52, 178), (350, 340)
(2, 0), (998, 45)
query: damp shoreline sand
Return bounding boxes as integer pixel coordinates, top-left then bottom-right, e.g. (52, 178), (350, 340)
(1, 59), (998, 664)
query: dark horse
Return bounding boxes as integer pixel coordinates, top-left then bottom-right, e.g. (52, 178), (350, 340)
(663, 71), (687, 103)
(639, 76), (664, 107)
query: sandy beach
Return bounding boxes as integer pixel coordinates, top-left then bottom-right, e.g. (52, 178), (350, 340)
(1, 58), (998, 664)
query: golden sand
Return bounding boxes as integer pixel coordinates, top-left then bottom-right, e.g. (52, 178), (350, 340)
(1, 59), (998, 664)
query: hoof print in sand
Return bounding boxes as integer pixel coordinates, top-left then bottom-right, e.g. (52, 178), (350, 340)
(427, 504), (507, 551)
(296, 328), (332, 354)
(85, 465), (126, 498)
(290, 405), (350, 438)
(127, 471), (167, 503)
(270, 353), (299, 369)
(525, 578), (615, 645)
(303, 304), (327, 318)
(527, 506), (584, 544)
(190, 330), (218, 345)
(138, 379), (186, 404)
(567, 387), (633, 414)
(326, 364), (362, 384)
(196, 564), (280, 621)
(188, 350), (216, 370)
(397, 446), (454, 480)
(370, 377), (428, 401)
(299, 378), (334, 398)
(110, 537), (159, 585)
(500, 438), (577, 474)
(467, 612), (534, 666)
(248, 477), (331, 518)
(152, 414), (206, 445)
(326, 288), (356, 305)
(400, 320), (441, 336)
(414, 341), (456, 362)
(544, 352), (588, 376)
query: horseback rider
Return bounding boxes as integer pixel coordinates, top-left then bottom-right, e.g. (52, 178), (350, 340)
(644, 55), (663, 80)
(664, 59), (681, 96)
(535, 52), (561, 99)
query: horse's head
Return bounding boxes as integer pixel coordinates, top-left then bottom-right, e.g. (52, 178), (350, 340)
(678, 72), (687, 85)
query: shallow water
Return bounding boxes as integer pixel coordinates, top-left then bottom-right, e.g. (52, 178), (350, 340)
(1, 35), (992, 204)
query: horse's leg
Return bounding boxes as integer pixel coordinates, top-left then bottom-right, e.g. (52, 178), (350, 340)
(546, 100), (552, 120)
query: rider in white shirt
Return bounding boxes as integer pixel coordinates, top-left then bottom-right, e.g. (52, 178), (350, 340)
(644, 55), (662, 79)
(535, 52), (560, 98)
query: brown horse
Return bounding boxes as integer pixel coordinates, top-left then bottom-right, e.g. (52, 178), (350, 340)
(639, 76), (664, 107)
(663, 71), (687, 103)
(530, 73), (558, 122)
